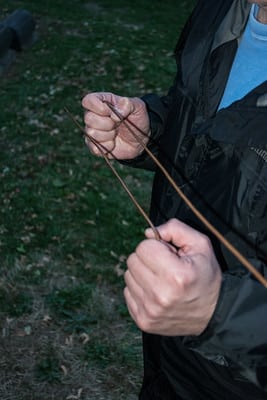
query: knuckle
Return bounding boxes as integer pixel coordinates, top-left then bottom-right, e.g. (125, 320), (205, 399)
(136, 315), (151, 333)
(182, 270), (197, 287)
(126, 252), (135, 264)
(144, 294), (167, 317)
(168, 218), (179, 230)
(81, 94), (91, 109)
(123, 97), (134, 114)
(85, 140), (101, 156)
(143, 303), (157, 320)
(84, 133), (94, 146)
(84, 111), (93, 125)
(135, 239), (148, 256)
(126, 253), (138, 271)
(199, 233), (212, 250)
(91, 146), (101, 156)
(123, 269), (130, 283)
(156, 293), (171, 309)
(86, 128), (97, 139)
(173, 261), (196, 288)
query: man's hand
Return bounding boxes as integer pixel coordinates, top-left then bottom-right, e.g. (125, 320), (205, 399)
(124, 219), (222, 336)
(82, 92), (150, 160)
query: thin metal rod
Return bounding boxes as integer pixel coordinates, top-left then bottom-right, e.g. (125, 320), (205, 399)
(104, 101), (267, 288)
(64, 107), (161, 241)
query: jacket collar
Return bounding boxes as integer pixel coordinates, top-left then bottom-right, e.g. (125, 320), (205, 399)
(211, 0), (251, 52)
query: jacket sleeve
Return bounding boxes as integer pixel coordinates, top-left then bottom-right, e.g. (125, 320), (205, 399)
(183, 264), (267, 391)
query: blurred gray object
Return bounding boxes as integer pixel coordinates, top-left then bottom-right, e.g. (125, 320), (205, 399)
(4, 9), (36, 51)
(0, 9), (36, 74)
(0, 23), (15, 75)
(0, 23), (12, 57)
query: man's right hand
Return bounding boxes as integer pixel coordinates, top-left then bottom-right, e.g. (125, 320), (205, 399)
(82, 92), (150, 160)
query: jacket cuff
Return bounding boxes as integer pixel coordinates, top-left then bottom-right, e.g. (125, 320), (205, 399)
(183, 274), (232, 343)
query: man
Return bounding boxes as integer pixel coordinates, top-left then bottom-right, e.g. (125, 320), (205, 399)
(82, 0), (267, 398)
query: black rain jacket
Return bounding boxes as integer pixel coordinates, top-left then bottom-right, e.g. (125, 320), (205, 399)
(126, 0), (267, 398)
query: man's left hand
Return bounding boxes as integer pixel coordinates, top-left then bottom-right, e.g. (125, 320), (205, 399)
(124, 218), (222, 336)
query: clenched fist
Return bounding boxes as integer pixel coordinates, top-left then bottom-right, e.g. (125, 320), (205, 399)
(82, 92), (150, 160)
(124, 219), (222, 336)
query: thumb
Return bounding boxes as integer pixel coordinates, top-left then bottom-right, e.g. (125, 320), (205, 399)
(145, 218), (203, 252)
(103, 96), (133, 124)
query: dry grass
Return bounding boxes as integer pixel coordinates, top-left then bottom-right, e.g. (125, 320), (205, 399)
(0, 278), (142, 399)
(0, 0), (195, 398)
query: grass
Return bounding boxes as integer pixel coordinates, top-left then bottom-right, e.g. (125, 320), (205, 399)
(0, 0), (195, 399)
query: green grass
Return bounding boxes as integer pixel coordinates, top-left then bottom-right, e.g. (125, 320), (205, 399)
(0, 0), (195, 398)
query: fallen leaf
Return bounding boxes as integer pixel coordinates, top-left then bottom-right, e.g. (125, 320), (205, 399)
(61, 364), (68, 376)
(79, 332), (90, 344)
(114, 263), (124, 277)
(66, 388), (83, 400)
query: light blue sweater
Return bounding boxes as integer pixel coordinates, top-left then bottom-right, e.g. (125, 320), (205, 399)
(219, 4), (267, 110)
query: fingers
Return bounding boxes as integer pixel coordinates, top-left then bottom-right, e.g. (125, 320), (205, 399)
(125, 252), (157, 292)
(83, 95), (119, 141)
(82, 92), (131, 121)
(85, 127), (117, 143)
(84, 123), (118, 153)
(132, 238), (181, 275)
(145, 218), (211, 254)
(124, 249), (164, 330)
(84, 112), (118, 132)
(82, 92), (114, 116)
(84, 119), (118, 156)
(82, 92), (130, 156)
(84, 135), (116, 156)
(82, 92), (150, 160)
(82, 93), (118, 156)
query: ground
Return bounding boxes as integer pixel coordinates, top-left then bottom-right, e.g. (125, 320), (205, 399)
(0, 1), (195, 398)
